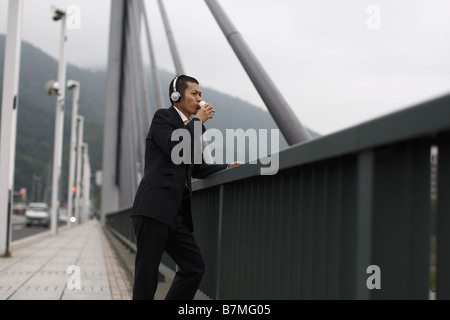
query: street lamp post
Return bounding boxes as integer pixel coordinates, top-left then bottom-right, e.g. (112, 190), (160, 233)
(66, 80), (80, 227)
(74, 116), (84, 224)
(82, 143), (91, 222)
(49, 7), (68, 235)
(0, 0), (23, 257)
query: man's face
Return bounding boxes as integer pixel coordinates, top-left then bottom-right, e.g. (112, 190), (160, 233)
(177, 82), (202, 117)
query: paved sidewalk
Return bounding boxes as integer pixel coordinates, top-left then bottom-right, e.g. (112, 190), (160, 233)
(0, 219), (132, 300)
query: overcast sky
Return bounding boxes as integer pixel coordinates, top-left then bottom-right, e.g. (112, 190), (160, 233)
(1, 0), (450, 136)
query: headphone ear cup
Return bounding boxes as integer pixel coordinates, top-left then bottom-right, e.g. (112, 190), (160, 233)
(171, 91), (180, 102)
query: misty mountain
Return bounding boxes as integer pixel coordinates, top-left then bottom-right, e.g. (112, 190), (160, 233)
(0, 34), (318, 207)
(0, 34), (105, 204)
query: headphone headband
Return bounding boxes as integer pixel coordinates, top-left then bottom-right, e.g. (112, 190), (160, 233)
(171, 76), (181, 102)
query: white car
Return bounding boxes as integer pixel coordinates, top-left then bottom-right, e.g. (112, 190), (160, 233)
(25, 202), (50, 228)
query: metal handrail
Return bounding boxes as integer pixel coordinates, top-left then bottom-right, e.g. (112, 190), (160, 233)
(106, 92), (450, 299)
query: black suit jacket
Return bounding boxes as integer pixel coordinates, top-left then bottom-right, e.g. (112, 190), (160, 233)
(131, 106), (227, 231)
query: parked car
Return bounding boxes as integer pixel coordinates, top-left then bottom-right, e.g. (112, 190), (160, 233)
(25, 202), (50, 228)
(13, 203), (27, 215)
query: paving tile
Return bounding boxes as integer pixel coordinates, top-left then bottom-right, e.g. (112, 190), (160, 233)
(0, 220), (132, 300)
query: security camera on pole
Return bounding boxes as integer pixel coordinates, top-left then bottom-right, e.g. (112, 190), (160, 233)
(47, 6), (68, 235)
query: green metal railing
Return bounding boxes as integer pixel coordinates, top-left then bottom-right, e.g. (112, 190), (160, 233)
(105, 92), (450, 299)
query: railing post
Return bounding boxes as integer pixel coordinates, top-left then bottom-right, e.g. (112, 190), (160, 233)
(355, 150), (374, 299)
(215, 183), (234, 300)
(436, 133), (450, 299)
(357, 141), (432, 300)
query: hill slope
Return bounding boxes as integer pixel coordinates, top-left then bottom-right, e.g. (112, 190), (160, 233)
(0, 35), (105, 203)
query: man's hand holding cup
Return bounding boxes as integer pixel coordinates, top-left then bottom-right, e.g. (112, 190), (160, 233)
(195, 101), (215, 123)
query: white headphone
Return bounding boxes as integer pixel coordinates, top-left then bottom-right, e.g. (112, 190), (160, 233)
(170, 76), (181, 102)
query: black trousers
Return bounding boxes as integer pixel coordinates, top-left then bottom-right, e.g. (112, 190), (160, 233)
(132, 193), (205, 300)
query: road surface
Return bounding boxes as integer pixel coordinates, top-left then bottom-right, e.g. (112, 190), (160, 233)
(11, 214), (66, 241)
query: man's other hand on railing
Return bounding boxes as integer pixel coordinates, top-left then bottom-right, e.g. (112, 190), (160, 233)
(227, 161), (244, 169)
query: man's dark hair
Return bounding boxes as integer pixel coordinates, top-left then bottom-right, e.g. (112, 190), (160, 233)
(169, 75), (199, 104)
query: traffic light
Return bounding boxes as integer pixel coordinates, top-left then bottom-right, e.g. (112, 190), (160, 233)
(19, 188), (26, 202)
(72, 186), (77, 193)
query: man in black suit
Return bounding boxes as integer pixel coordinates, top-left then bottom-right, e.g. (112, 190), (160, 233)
(131, 75), (241, 300)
